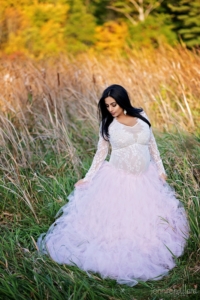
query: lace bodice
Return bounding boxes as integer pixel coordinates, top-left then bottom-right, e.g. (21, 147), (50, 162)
(83, 112), (166, 182)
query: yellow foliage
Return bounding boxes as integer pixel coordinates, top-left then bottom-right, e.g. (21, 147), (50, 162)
(40, 20), (66, 54)
(1, 1), (69, 58)
(95, 21), (128, 54)
(3, 33), (29, 56)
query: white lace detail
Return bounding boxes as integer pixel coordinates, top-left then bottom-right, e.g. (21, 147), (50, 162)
(83, 112), (166, 181)
(83, 129), (109, 182)
(141, 111), (166, 176)
(148, 128), (166, 176)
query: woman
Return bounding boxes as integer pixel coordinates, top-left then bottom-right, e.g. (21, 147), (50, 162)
(38, 84), (189, 286)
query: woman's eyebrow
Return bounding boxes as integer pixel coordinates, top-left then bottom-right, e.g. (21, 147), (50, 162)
(106, 101), (116, 105)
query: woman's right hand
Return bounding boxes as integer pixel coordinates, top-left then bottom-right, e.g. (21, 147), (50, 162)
(160, 173), (167, 182)
(74, 179), (87, 187)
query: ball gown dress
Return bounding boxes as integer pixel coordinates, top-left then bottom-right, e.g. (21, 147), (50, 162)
(37, 111), (189, 286)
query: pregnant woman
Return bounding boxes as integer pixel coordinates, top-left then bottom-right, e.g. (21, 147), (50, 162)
(38, 84), (189, 286)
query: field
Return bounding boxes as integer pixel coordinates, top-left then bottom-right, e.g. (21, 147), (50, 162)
(0, 48), (199, 299)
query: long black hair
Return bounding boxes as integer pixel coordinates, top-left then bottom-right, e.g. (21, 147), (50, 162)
(98, 84), (151, 141)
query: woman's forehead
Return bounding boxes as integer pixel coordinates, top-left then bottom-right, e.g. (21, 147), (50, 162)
(105, 96), (116, 105)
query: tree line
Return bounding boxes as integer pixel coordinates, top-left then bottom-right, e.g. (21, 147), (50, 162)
(0, 0), (199, 58)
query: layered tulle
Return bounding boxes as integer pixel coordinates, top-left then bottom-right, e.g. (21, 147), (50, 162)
(37, 161), (189, 286)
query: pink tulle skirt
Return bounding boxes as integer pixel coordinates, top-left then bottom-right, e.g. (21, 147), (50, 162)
(37, 161), (189, 286)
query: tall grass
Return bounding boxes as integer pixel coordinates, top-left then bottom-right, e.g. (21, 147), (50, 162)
(0, 48), (199, 299)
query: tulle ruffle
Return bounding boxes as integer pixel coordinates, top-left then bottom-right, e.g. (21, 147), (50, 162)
(37, 161), (189, 286)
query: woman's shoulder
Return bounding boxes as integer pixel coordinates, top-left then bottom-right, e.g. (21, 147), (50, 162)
(140, 110), (149, 120)
(140, 109), (146, 115)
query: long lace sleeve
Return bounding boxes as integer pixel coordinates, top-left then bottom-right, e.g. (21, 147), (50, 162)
(83, 128), (109, 182)
(141, 111), (166, 176)
(148, 128), (166, 176)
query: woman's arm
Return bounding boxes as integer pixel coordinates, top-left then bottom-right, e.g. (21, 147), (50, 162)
(75, 127), (109, 186)
(141, 111), (166, 179)
(148, 128), (167, 178)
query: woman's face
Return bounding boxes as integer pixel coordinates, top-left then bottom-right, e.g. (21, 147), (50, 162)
(105, 97), (123, 118)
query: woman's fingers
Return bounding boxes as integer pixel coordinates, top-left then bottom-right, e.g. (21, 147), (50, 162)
(74, 179), (85, 187)
(160, 173), (167, 181)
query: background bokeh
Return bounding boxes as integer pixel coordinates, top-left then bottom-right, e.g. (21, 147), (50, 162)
(0, 0), (200, 58)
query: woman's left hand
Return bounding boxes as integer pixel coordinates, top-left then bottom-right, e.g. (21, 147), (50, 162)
(74, 179), (88, 187)
(160, 173), (167, 181)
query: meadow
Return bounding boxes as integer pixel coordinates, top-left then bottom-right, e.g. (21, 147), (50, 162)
(0, 47), (199, 299)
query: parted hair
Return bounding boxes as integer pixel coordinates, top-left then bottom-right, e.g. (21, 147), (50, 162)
(98, 84), (151, 141)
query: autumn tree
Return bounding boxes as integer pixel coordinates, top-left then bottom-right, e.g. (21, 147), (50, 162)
(168, 0), (200, 47)
(64, 0), (96, 53)
(0, 0), (70, 57)
(107, 0), (163, 25)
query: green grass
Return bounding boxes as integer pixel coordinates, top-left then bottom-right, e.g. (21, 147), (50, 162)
(0, 119), (199, 300)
